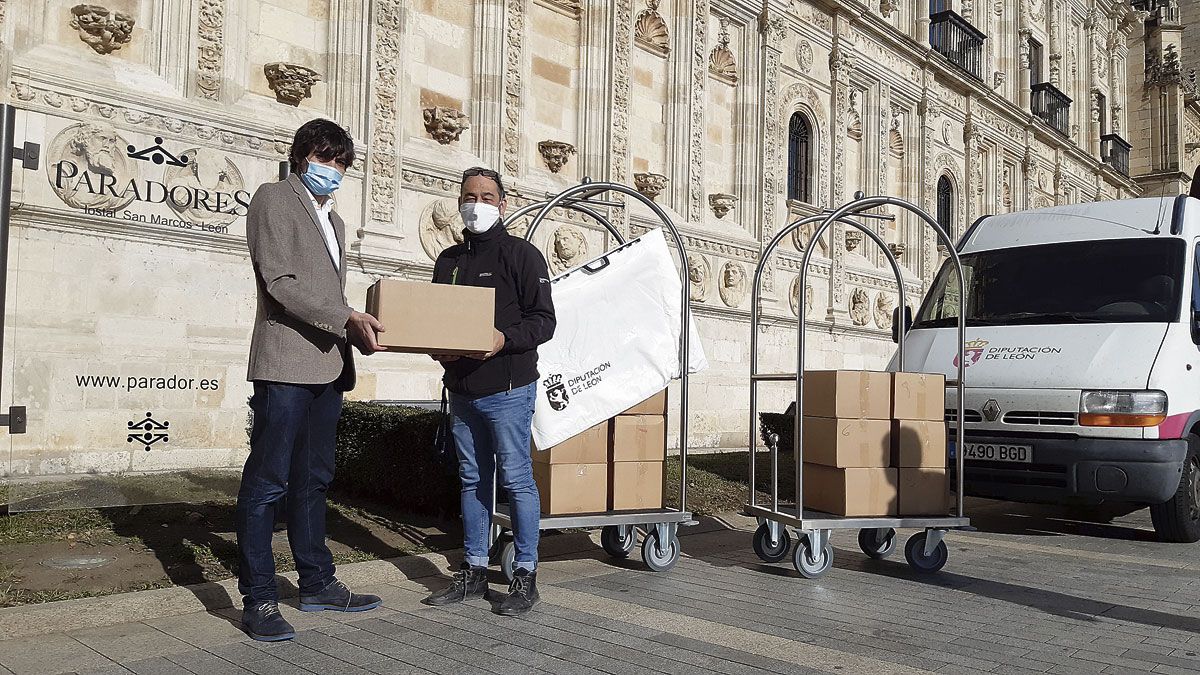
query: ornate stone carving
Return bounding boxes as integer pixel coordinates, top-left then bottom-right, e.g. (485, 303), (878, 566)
(849, 288), (871, 326)
(370, 0), (402, 224)
(709, 18), (738, 83)
(265, 63), (321, 106)
(419, 198), (465, 261)
(847, 91), (864, 141)
(888, 242), (906, 259)
(634, 172), (669, 200)
(70, 4), (134, 55)
(708, 193), (737, 218)
(1146, 45), (1184, 87)
(718, 261), (747, 308)
(548, 225), (590, 275)
(993, 71), (1006, 89)
(196, 0), (224, 100)
(888, 107), (905, 158)
(796, 40), (814, 73)
(45, 123), (135, 211)
(423, 107), (470, 145)
(537, 140), (576, 173)
(503, 0), (526, 175)
(611, 0), (633, 194)
(880, 0), (899, 17)
(845, 230), (863, 252)
(1002, 165), (1013, 209)
(874, 293), (893, 329)
(687, 2), (709, 224)
(688, 254), (711, 303)
(634, 0), (669, 55)
(790, 277), (814, 317)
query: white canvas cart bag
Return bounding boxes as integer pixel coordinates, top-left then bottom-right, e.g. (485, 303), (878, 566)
(532, 228), (707, 450)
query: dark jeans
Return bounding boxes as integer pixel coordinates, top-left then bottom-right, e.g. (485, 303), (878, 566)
(236, 381), (342, 606)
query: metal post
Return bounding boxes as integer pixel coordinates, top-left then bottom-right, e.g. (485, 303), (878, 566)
(0, 104), (16, 385)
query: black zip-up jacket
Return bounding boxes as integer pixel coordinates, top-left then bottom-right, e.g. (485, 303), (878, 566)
(432, 224), (556, 397)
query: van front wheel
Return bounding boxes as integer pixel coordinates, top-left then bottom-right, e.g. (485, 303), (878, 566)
(1150, 440), (1200, 543)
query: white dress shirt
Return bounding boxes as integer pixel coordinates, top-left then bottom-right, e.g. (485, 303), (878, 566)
(307, 190), (341, 270)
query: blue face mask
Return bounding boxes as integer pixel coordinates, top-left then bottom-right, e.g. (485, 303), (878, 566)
(300, 162), (343, 196)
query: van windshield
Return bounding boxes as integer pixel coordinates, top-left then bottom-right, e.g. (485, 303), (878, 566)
(913, 238), (1186, 328)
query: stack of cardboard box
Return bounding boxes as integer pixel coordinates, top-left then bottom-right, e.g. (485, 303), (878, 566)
(800, 371), (948, 517)
(892, 373), (950, 515)
(533, 390), (668, 515)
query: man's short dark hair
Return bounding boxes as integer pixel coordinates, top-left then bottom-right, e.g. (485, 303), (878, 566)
(462, 167), (506, 199)
(289, 119), (356, 174)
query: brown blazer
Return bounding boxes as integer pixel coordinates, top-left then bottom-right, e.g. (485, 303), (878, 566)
(246, 173), (355, 389)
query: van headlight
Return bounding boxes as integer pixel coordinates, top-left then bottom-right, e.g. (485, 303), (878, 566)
(1079, 390), (1167, 427)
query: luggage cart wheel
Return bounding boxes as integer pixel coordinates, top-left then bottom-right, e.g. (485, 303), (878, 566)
(857, 528), (897, 560)
(752, 523), (792, 563)
(600, 525), (637, 559)
(904, 531), (949, 573)
(641, 529), (680, 572)
(793, 537), (834, 579)
(499, 539), (517, 583)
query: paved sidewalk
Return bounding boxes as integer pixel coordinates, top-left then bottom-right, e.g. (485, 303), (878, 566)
(1, 502), (1199, 674)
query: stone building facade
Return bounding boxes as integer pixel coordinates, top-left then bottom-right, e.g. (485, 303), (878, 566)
(0, 0), (1196, 484)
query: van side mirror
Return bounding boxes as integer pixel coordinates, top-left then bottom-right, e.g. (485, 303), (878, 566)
(892, 306), (913, 344)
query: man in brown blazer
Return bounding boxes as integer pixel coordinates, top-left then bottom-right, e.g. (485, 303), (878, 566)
(237, 119), (385, 642)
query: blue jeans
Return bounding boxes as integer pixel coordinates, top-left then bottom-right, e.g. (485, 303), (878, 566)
(450, 382), (540, 571)
(235, 381), (342, 605)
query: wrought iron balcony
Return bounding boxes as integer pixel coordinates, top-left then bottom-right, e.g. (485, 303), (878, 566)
(929, 11), (986, 81)
(1101, 134), (1132, 177)
(1031, 82), (1071, 137)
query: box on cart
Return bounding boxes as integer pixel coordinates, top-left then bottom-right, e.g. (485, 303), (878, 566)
(891, 420), (948, 468)
(803, 371), (893, 420)
(801, 417), (892, 468)
(892, 372), (947, 421)
(532, 462), (607, 515)
(899, 468), (950, 515)
(802, 464), (899, 517)
(533, 421), (608, 465)
(610, 461), (664, 510)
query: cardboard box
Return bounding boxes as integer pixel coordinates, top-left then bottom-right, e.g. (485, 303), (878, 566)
(532, 421), (608, 464)
(801, 417), (892, 468)
(802, 464), (899, 517)
(366, 279), (494, 355)
(802, 371), (892, 420)
(892, 372), (947, 421)
(532, 462), (607, 515)
(610, 416), (667, 463)
(621, 390), (667, 416)
(892, 420), (948, 468)
(610, 461), (664, 511)
(899, 468), (950, 515)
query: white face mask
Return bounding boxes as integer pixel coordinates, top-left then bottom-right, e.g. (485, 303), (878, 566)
(459, 203), (502, 235)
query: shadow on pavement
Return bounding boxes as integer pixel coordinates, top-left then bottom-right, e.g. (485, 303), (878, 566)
(966, 498), (1157, 542)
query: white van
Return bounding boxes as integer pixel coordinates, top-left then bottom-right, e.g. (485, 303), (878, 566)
(899, 179), (1200, 543)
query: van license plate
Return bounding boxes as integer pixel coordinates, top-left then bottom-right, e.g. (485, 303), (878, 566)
(963, 443), (1033, 463)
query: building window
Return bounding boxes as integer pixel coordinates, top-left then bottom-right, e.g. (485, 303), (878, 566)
(937, 176), (954, 239)
(1096, 92), (1108, 135)
(1029, 38), (1044, 86)
(787, 112), (813, 203)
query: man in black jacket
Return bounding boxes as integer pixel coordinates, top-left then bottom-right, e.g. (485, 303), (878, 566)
(424, 167), (555, 616)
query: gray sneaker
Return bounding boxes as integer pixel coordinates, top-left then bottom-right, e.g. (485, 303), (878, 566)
(299, 580), (382, 613)
(424, 563), (489, 606)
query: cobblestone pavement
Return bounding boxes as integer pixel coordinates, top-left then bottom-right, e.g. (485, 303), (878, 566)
(1, 500), (1198, 674)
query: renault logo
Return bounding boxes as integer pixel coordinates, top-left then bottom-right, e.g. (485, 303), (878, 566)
(982, 399), (1002, 422)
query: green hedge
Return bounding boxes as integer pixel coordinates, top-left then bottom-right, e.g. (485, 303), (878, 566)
(334, 402), (461, 519)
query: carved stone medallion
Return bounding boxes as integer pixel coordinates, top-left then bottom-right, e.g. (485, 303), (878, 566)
(850, 288), (871, 326)
(718, 261), (747, 308)
(548, 224), (590, 276)
(46, 122), (136, 211)
(418, 198), (465, 261)
(789, 276), (814, 317)
(874, 293), (893, 329)
(688, 254), (710, 303)
(796, 40), (814, 74)
(162, 147), (244, 226)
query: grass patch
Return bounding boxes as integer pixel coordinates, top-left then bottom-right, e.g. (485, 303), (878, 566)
(666, 450), (796, 515)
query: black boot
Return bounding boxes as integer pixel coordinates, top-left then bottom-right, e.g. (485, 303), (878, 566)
(424, 563), (489, 606)
(242, 601), (295, 642)
(496, 568), (539, 617)
(299, 579), (382, 613)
